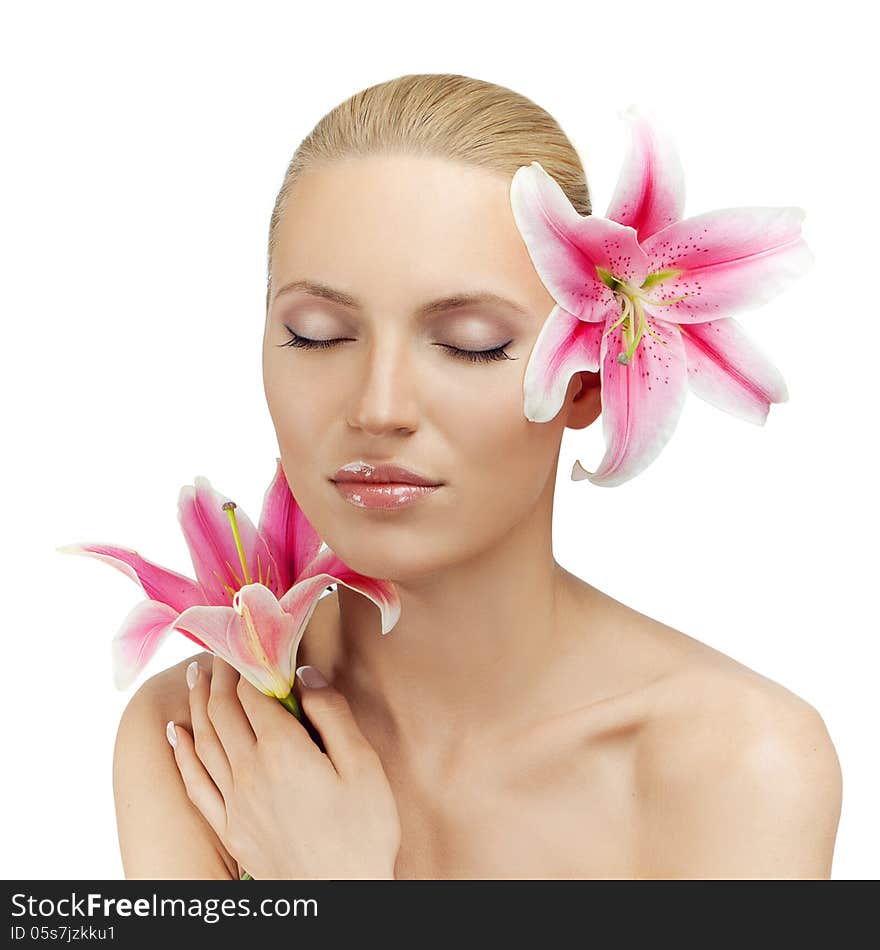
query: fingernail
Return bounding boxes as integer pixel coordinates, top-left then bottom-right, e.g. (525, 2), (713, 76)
(296, 665), (328, 688)
(186, 660), (199, 690)
(166, 720), (177, 748)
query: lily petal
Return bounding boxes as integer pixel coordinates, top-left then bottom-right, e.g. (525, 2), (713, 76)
(605, 105), (685, 241)
(257, 457), (323, 590)
(178, 475), (280, 604)
(295, 546), (401, 635)
(679, 318), (788, 424)
(573, 318), (688, 487)
(640, 207), (815, 323)
(55, 542), (205, 612)
(173, 583), (307, 697)
(523, 304), (605, 422)
(510, 161), (648, 320)
(111, 599), (193, 691)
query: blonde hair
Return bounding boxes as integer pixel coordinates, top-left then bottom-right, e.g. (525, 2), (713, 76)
(265, 73), (592, 310)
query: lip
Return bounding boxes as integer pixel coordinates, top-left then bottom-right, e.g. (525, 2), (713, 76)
(330, 460), (444, 511)
(332, 481), (441, 510)
(330, 461), (443, 487)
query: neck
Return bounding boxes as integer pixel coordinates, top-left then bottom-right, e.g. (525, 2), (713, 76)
(327, 484), (588, 761)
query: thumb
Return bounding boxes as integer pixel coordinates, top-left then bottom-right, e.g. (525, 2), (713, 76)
(295, 665), (373, 776)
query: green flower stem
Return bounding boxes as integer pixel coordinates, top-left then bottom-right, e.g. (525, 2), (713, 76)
(239, 685), (312, 881)
(278, 689), (303, 719)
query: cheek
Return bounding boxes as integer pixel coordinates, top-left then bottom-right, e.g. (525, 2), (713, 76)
(263, 353), (330, 449)
(263, 359), (337, 519)
(440, 370), (561, 495)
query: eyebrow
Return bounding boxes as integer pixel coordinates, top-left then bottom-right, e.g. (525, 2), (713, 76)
(271, 279), (532, 318)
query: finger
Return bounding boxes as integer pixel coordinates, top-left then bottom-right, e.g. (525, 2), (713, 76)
(166, 720), (227, 834)
(186, 659), (233, 793)
(206, 656), (257, 774)
(295, 666), (376, 778)
(234, 673), (316, 756)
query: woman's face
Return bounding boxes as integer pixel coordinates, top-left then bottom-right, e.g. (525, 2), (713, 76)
(262, 153), (599, 582)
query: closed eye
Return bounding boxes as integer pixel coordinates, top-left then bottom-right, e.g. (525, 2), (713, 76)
(278, 327), (517, 364)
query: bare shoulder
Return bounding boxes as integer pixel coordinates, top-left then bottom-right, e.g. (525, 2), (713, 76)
(113, 651), (237, 879)
(125, 650), (215, 730)
(634, 663), (843, 879)
(558, 578), (842, 877)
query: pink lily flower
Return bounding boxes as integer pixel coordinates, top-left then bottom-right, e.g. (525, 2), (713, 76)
(510, 105), (814, 487)
(57, 459), (400, 703)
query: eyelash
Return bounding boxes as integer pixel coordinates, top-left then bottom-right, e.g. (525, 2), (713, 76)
(278, 327), (516, 364)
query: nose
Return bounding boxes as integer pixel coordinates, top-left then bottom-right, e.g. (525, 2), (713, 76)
(344, 335), (420, 436)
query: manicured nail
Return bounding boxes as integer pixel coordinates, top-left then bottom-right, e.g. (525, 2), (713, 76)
(296, 665), (328, 688)
(186, 660), (199, 690)
(166, 720), (177, 748)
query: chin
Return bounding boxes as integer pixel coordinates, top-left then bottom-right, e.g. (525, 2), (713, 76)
(325, 543), (441, 583)
(323, 524), (502, 586)
(331, 545), (438, 584)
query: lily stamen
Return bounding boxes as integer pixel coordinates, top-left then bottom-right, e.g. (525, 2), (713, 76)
(618, 298), (647, 365)
(603, 278), (693, 365)
(645, 322), (667, 345)
(605, 291), (633, 341)
(222, 501), (253, 586)
(627, 278), (695, 309)
(635, 290), (693, 307)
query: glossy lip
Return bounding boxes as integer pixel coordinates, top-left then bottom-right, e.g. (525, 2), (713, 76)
(332, 481), (441, 510)
(330, 461), (444, 487)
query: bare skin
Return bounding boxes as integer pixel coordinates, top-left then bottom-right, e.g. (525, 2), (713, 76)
(114, 153), (841, 878)
(116, 581), (841, 879)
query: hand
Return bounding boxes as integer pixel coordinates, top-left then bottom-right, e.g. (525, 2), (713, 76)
(166, 656), (401, 880)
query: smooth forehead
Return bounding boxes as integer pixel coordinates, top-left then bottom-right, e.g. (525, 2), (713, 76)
(271, 153), (549, 309)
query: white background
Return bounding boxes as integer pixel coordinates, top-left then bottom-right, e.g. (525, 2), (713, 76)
(2, 0), (876, 879)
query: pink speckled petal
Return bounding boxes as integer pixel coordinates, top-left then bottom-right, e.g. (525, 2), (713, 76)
(257, 457), (323, 591)
(228, 582), (311, 696)
(111, 599), (199, 691)
(294, 547), (401, 636)
(55, 542), (205, 612)
(640, 207), (815, 324)
(605, 105), (686, 240)
(573, 318), (688, 487)
(174, 594), (287, 698)
(178, 475), (279, 605)
(171, 605), (237, 671)
(679, 317), (788, 424)
(173, 580), (340, 698)
(510, 161), (648, 320)
(523, 304), (605, 422)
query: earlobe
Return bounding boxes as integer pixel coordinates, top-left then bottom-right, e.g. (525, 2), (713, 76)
(565, 371), (601, 431)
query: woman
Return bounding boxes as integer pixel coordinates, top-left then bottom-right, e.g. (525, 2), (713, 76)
(113, 73), (842, 879)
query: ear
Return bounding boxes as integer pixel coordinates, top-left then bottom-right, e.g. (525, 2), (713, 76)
(564, 371), (602, 431)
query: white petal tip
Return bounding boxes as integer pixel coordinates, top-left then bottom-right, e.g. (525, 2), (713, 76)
(524, 397), (560, 424)
(381, 609), (401, 635)
(513, 160), (546, 181)
(570, 459), (622, 487)
(571, 460), (591, 481)
(112, 667), (136, 691)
